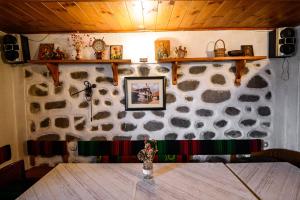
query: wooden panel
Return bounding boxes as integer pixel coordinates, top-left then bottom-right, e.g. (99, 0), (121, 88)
(0, 0), (299, 33)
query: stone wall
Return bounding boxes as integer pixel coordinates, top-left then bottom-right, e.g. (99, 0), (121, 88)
(25, 60), (273, 148)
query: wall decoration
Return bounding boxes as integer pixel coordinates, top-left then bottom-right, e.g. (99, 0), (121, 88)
(175, 46), (187, 58)
(110, 45), (123, 59)
(124, 76), (166, 111)
(155, 40), (170, 60)
(38, 43), (54, 60)
(68, 33), (90, 60)
(91, 37), (106, 59)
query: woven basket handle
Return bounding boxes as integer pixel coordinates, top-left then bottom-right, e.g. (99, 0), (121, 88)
(214, 39), (226, 50)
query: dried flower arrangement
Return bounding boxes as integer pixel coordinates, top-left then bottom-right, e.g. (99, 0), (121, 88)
(137, 139), (158, 163)
(68, 33), (91, 60)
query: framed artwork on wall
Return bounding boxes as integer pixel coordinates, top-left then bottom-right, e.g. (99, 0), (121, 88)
(110, 45), (123, 59)
(124, 76), (166, 111)
(38, 43), (54, 60)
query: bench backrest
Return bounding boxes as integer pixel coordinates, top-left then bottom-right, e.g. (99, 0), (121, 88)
(0, 145), (11, 165)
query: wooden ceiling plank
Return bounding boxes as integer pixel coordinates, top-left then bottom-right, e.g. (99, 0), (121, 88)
(167, 1), (191, 30)
(106, 1), (133, 30)
(179, 0), (206, 29)
(192, 0), (223, 28)
(125, 0), (144, 30)
(142, 0), (158, 30)
(156, 0), (174, 30)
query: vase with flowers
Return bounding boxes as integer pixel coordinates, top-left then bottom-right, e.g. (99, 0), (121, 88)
(69, 33), (90, 60)
(137, 139), (158, 179)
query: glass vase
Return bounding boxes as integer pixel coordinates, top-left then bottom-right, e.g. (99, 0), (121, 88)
(142, 160), (153, 179)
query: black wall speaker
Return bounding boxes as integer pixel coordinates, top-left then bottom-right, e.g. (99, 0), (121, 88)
(2, 34), (30, 64)
(269, 27), (296, 58)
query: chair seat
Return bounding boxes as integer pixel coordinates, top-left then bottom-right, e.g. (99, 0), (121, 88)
(25, 165), (53, 184)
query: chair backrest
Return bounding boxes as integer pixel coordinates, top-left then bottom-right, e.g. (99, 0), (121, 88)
(0, 160), (25, 187)
(78, 139), (263, 163)
(0, 145), (11, 165)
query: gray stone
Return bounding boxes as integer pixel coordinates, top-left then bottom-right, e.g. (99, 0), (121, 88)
(240, 119), (256, 127)
(30, 121), (36, 132)
(54, 85), (63, 94)
(245, 106), (252, 112)
(171, 117), (191, 128)
(25, 70), (32, 78)
(254, 63), (261, 67)
(93, 111), (111, 120)
(166, 93), (176, 103)
(202, 90), (231, 103)
(40, 118), (50, 128)
(261, 122), (271, 128)
(225, 107), (240, 116)
(156, 66), (169, 73)
(225, 130), (242, 138)
(70, 71), (88, 79)
(165, 133), (177, 140)
(248, 130), (268, 138)
(94, 99), (99, 105)
(69, 86), (79, 98)
(45, 100), (66, 110)
(96, 67), (105, 72)
(29, 83), (48, 96)
(133, 112), (145, 119)
(257, 106), (271, 116)
(121, 123), (137, 131)
(202, 131), (215, 139)
(113, 136), (132, 141)
(265, 69), (271, 75)
(177, 80), (200, 92)
(247, 75), (268, 88)
(184, 133), (196, 140)
(91, 136), (107, 141)
(196, 109), (214, 117)
(211, 74), (226, 85)
(30, 102), (40, 113)
(229, 66), (249, 74)
(195, 121), (204, 129)
(189, 66), (206, 74)
(118, 111), (127, 119)
(102, 124), (113, 131)
(137, 134), (149, 140)
(138, 66), (150, 76)
(185, 96), (193, 102)
(239, 94), (260, 102)
(99, 89), (108, 95)
(96, 76), (114, 84)
(213, 64), (223, 68)
(91, 126), (98, 131)
(105, 100), (112, 106)
(112, 89), (119, 95)
(214, 120), (227, 128)
(118, 67), (134, 75)
(176, 106), (190, 113)
(120, 98), (125, 105)
(37, 134), (59, 141)
(55, 117), (69, 128)
(144, 121), (164, 131)
(265, 91), (272, 100)
(79, 101), (89, 108)
(152, 111), (165, 117)
(66, 134), (81, 141)
(75, 120), (86, 131)
(74, 116), (83, 122)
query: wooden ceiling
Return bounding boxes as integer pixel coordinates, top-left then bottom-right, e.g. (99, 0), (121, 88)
(0, 0), (300, 33)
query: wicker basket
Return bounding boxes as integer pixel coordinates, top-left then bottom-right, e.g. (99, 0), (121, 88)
(214, 39), (226, 57)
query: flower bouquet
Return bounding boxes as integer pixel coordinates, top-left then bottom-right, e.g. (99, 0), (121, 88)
(137, 139), (158, 179)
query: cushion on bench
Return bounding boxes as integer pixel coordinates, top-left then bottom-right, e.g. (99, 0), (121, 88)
(27, 140), (68, 157)
(0, 145), (11, 165)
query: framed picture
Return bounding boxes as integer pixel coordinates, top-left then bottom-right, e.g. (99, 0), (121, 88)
(38, 43), (54, 60)
(110, 45), (123, 59)
(154, 40), (170, 60)
(125, 76), (166, 111)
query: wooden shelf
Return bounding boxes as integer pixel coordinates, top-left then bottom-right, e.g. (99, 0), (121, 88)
(29, 59), (132, 86)
(158, 56), (267, 86)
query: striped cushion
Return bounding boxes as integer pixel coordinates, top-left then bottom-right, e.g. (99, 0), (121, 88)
(27, 140), (68, 157)
(78, 140), (262, 163)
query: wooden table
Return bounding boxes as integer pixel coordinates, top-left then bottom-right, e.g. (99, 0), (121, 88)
(17, 163), (257, 200)
(227, 162), (300, 200)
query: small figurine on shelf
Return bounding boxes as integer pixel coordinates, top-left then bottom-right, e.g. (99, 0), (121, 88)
(175, 46), (187, 58)
(54, 47), (65, 60)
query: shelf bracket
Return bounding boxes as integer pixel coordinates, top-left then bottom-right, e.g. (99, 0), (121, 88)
(46, 63), (60, 87)
(234, 60), (246, 86)
(172, 61), (179, 85)
(111, 63), (118, 86)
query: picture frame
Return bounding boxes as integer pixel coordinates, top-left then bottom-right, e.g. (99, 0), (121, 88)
(38, 43), (54, 60)
(154, 40), (170, 60)
(124, 76), (166, 111)
(110, 45), (123, 59)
